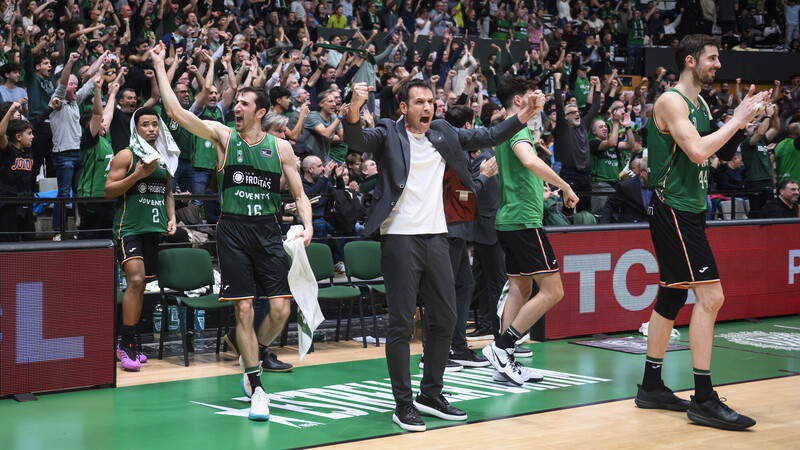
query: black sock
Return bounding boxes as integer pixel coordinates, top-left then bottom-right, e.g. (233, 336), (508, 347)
(245, 366), (262, 391)
(642, 356), (663, 391)
(120, 325), (136, 347)
(693, 368), (712, 402)
(496, 325), (521, 350)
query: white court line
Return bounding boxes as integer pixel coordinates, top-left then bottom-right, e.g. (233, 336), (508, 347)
(774, 325), (800, 330)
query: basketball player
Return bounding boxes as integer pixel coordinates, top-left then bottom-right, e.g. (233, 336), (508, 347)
(104, 107), (176, 372)
(482, 78), (579, 385)
(635, 34), (769, 430)
(151, 43), (313, 421)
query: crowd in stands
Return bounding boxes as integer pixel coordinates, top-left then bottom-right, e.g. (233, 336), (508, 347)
(0, 0), (799, 249)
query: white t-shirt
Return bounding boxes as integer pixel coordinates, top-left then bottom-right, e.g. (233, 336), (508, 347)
(380, 130), (446, 235)
(416, 17), (431, 35)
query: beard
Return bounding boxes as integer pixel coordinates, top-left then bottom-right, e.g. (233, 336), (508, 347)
(692, 65), (714, 85)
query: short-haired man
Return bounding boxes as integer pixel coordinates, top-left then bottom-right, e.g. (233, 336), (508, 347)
(152, 43), (312, 421)
(759, 179), (799, 218)
(481, 78), (579, 385)
(636, 34), (767, 430)
(104, 107), (177, 371)
(739, 103), (781, 217)
(0, 103), (35, 241)
(775, 123), (800, 183)
(344, 79), (544, 431)
(300, 89), (344, 161)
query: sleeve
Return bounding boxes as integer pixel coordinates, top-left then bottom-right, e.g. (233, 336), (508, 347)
(509, 126), (533, 150)
(53, 81), (67, 100)
(74, 79), (96, 104)
(589, 139), (603, 155)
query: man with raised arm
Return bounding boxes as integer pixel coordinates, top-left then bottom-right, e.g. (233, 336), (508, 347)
(150, 42), (313, 422)
(634, 34), (769, 431)
(343, 79), (544, 432)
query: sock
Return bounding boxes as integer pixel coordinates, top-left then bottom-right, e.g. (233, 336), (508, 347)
(496, 325), (522, 350)
(120, 325), (136, 347)
(245, 366), (263, 391)
(693, 368), (712, 402)
(642, 356), (664, 391)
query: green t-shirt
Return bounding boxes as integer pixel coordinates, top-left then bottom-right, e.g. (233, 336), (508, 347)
(77, 133), (113, 198)
(329, 142), (347, 163)
(573, 76), (590, 108)
(739, 136), (772, 182)
(512, 20), (527, 41)
(192, 106), (224, 170)
(590, 138), (620, 183)
(490, 19), (512, 40)
(646, 89), (711, 213)
(495, 119), (544, 230)
(112, 150), (169, 239)
(775, 138), (800, 183)
(217, 129), (282, 217)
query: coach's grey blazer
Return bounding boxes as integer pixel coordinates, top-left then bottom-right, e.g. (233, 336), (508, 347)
(343, 115), (526, 237)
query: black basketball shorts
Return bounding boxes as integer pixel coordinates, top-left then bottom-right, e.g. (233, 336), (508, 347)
(497, 227), (559, 277)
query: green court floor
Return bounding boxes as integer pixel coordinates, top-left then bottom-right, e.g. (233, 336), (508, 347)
(2, 316), (799, 449)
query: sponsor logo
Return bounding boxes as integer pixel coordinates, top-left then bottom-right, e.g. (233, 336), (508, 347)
(128, 247), (137, 253)
(138, 183), (148, 193)
(717, 331), (800, 351)
(193, 367), (611, 427)
(237, 149), (244, 163)
(261, 148), (272, 158)
(233, 171), (244, 184)
(699, 267), (709, 273)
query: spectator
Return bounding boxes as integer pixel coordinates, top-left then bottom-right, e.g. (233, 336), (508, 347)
(553, 72), (602, 213)
(759, 179), (799, 217)
(600, 153), (652, 223)
(359, 158), (378, 194)
(714, 152), (745, 191)
(784, 0), (800, 49)
(0, 103), (36, 242)
(626, 9), (645, 75)
(0, 63), (27, 114)
(740, 105), (781, 216)
(429, 0), (453, 36)
(300, 89), (344, 161)
(775, 123), (800, 182)
(589, 111), (623, 214)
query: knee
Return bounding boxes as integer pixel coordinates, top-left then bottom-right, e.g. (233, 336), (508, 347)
(697, 292), (725, 313)
(235, 301), (255, 326)
(388, 314), (416, 339)
(269, 299), (291, 323)
(549, 283), (565, 305)
(125, 272), (146, 292)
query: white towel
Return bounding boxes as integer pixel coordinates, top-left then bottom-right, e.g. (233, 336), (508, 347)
(496, 280), (510, 320)
(283, 225), (324, 360)
(128, 107), (182, 176)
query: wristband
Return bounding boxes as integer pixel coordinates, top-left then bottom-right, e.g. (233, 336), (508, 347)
(337, 115), (343, 120)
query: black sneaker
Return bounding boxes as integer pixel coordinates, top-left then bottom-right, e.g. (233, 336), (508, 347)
(392, 402), (426, 432)
(260, 346), (293, 372)
(413, 392), (467, 421)
(449, 349), (490, 367)
(514, 345), (532, 357)
(223, 331), (239, 358)
(466, 326), (494, 341)
(419, 354), (464, 372)
(634, 383), (690, 411)
(687, 391), (756, 431)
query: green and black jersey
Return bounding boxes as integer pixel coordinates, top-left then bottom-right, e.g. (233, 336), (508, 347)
(494, 117), (544, 230)
(739, 136), (772, 182)
(78, 133), (114, 198)
(646, 88), (711, 213)
(217, 129), (283, 217)
(112, 150), (169, 239)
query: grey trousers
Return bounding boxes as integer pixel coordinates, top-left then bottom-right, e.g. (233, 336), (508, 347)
(381, 234), (456, 405)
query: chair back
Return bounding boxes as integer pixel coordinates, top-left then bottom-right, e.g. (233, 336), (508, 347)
(344, 241), (382, 280)
(157, 248), (215, 292)
(305, 242), (335, 282)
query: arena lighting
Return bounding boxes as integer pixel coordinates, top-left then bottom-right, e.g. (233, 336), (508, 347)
(0, 240), (116, 399)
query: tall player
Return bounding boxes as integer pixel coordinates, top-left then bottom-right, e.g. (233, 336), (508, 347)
(635, 34), (768, 430)
(151, 43), (313, 421)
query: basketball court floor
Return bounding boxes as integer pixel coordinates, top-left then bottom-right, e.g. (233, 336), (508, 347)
(2, 315), (799, 449)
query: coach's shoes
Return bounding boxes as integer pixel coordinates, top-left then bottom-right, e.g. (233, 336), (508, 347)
(392, 402), (426, 432)
(687, 391), (756, 431)
(483, 341), (524, 386)
(449, 349), (490, 367)
(248, 386), (271, 421)
(635, 383), (690, 411)
(414, 392), (467, 421)
(117, 343), (141, 371)
(492, 366), (544, 383)
(513, 345), (532, 357)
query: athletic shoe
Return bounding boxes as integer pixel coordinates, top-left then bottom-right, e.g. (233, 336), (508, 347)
(466, 326), (494, 341)
(137, 351), (148, 363)
(492, 366), (544, 383)
(239, 356), (263, 398)
(224, 331), (239, 358)
(334, 261), (346, 274)
(414, 392), (467, 421)
(117, 343), (141, 371)
(482, 341), (523, 386)
(248, 386), (271, 421)
(634, 383), (690, 412)
(515, 332), (530, 345)
(449, 349), (490, 367)
(392, 402), (426, 432)
(687, 391), (756, 431)
(514, 345), (532, 357)
(418, 354), (463, 372)
(260, 347), (293, 372)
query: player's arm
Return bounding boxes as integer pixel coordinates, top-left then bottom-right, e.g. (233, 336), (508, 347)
(164, 174), (176, 235)
(151, 42), (229, 146)
(278, 138), (313, 246)
(657, 86), (769, 165)
(103, 149), (157, 199)
(457, 90), (547, 151)
(512, 140), (579, 208)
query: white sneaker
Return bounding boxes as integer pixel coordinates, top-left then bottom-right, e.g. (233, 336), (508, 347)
(248, 386), (271, 421)
(482, 341), (524, 386)
(492, 366), (544, 383)
(334, 261), (346, 274)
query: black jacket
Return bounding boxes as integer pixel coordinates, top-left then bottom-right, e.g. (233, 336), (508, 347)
(471, 149), (500, 245)
(600, 175), (651, 224)
(343, 115), (526, 236)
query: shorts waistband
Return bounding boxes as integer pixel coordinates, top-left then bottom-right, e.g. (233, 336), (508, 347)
(220, 213), (278, 223)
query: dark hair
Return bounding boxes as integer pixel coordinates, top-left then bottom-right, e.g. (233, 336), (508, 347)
(777, 179), (798, 192)
(269, 86), (291, 105)
(0, 101), (12, 119)
(239, 86), (269, 112)
(7, 119), (32, 141)
(445, 105), (475, 128)
(33, 53), (50, 68)
(380, 72), (398, 86)
(398, 79), (432, 104)
(496, 77), (537, 109)
(133, 107), (159, 126)
(675, 34), (719, 72)
(119, 87), (137, 100)
(79, 110), (93, 130)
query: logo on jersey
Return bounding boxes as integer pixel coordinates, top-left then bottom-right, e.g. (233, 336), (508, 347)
(237, 149), (244, 163)
(261, 148), (272, 158)
(232, 171), (245, 184)
(224, 165), (279, 192)
(138, 183), (148, 193)
(169, 119), (179, 131)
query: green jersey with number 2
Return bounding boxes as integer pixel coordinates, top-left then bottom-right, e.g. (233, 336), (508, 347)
(112, 150), (169, 239)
